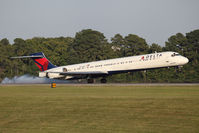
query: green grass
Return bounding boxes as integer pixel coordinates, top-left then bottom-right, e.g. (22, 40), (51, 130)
(0, 85), (199, 133)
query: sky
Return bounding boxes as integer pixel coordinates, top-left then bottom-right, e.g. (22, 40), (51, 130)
(0, 0), (199, 46)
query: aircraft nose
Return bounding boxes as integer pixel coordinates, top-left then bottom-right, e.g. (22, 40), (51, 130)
(183, 57), (189, 64)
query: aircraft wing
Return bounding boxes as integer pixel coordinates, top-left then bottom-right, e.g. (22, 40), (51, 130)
(49, 71), (108, 75)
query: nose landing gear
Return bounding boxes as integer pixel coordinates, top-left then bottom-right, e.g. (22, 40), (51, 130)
(175, 66), (183, 72)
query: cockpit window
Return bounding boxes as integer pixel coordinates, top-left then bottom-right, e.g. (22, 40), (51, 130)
(171, 53), (180, 57)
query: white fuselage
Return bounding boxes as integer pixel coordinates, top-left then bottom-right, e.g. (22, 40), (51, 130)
(41, 51), (189, 79)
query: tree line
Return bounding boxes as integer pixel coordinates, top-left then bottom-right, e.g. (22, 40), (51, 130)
(0, 29), (199, 83)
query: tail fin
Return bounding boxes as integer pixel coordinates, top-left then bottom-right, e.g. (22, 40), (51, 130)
(11, 52), (57, 71)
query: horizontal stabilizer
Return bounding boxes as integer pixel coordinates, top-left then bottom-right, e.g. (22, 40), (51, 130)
(11, 52), (56, 71)
(11, 55), (43, 59)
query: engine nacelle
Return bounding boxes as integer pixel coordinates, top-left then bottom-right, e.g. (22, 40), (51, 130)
(39, 72), (47, 78)
(65, 76), (74, 80)
(47, 73), (63, 79)
(39, 72), (64, 79)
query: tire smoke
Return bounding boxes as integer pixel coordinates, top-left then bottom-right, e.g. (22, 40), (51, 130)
(1, 74), (71, 84)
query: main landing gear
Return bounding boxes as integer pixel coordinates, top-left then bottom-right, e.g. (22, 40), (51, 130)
(100, 78), (107, 83)
(87, 78), (107, 83)
(87, 78), (94, 83)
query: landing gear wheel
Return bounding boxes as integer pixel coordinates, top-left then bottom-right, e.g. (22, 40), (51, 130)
(87, 79), (94, 83)
(175, 66), (183, 72)
(100, 78), (107, 83)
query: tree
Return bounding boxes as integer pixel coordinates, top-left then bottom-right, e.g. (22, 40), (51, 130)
(0, 39), (13, 80)
(111, 34), (125, 57)
(123, 34), (149, 56)
(164, 33), (187, 55)
(0, 38), (9, 46)
(162, 30), (199, 82)
(185, 30), (199, 82)
(149, 43), (162, 53)
(186, 30), (199, 64)
(0, 29), (199, 83)
(67, 29), (114, 64)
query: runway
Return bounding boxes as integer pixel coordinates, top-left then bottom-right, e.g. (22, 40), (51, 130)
(1, 83), (199, 86)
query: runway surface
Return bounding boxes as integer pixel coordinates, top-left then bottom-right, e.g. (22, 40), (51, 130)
(1, 83), (199, 86)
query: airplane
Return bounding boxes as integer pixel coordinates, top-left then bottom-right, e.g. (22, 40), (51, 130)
(11, 51), (189, 83)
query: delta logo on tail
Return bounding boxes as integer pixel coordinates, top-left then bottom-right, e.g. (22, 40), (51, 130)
(30, 52), (56, 71)
(33, 57), (49, 71)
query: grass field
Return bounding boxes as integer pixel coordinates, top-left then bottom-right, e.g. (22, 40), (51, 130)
(0, 85), (199, 133)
